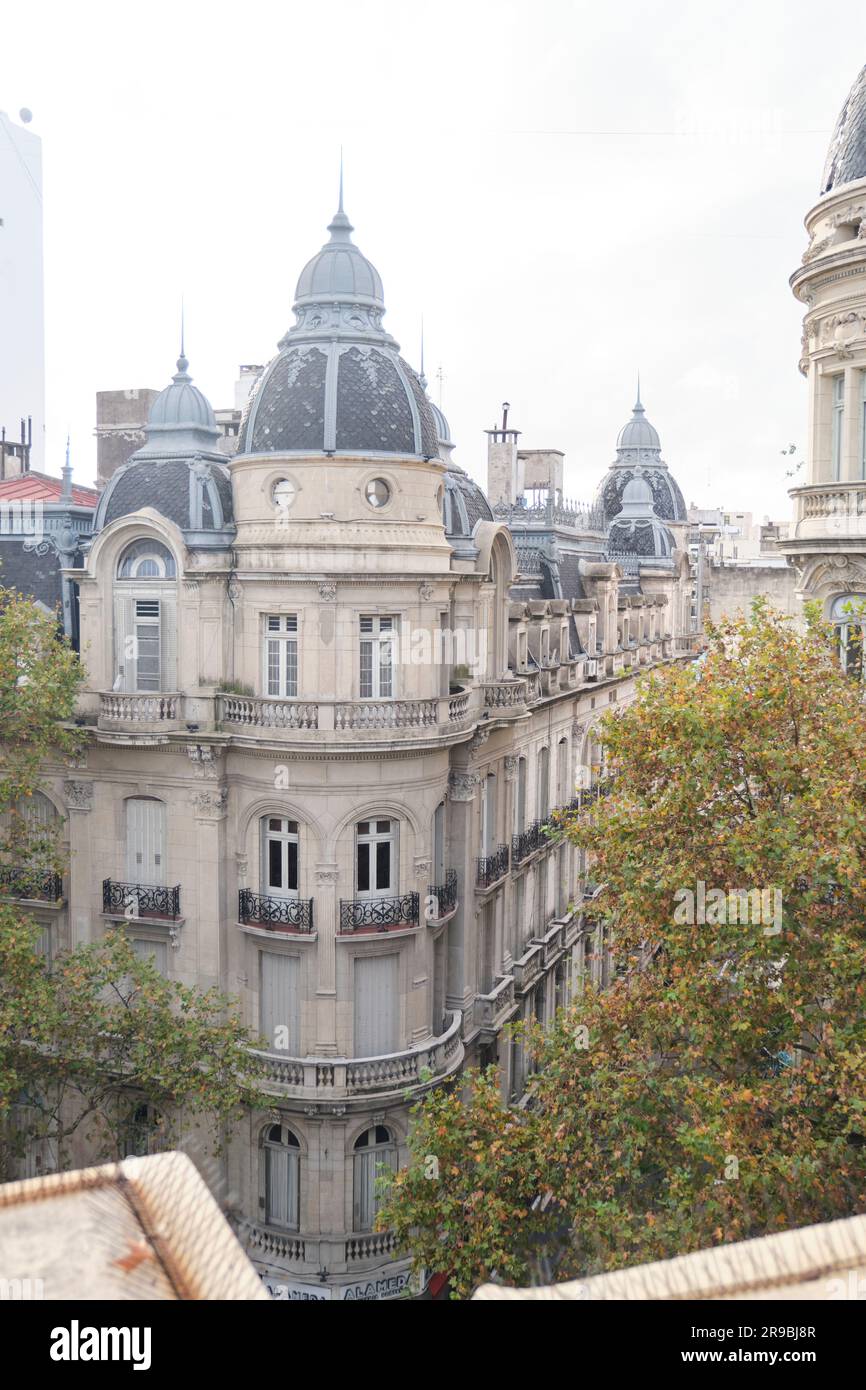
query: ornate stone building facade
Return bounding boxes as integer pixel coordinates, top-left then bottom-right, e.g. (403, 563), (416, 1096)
(782, 63), (866, 652)
(20, 194), (696, 1299)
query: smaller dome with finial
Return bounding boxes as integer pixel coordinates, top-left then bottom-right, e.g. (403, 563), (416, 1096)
(138, 352), (220, 456)
(616, 398), (661, 451)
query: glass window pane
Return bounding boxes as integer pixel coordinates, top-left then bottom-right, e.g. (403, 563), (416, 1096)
(357, 842), (370, 893)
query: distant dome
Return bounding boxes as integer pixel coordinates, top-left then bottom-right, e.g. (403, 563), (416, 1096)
(595, 387), (687, 527)
(821, 64), (866, 194)
(238, 198), (438, 459)
(621, 475), (654, 505)
(616, 399), (660, 451)
(608, 466), (676, 560)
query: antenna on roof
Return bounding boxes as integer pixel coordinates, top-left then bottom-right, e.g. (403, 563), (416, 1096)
(419, 317), (427, 389)
(61, 432), (73, 501)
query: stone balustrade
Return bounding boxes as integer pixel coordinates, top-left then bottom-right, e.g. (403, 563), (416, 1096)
(98, 692), (181, 730)
(250, 1010), (463, 1100)
(474, 975), (517, 1032)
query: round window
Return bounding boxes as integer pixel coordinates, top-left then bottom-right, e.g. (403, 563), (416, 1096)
(365, 478), (391, 509)
(272, 478), (297, 510)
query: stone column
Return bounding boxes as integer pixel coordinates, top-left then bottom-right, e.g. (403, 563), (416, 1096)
(188, 777), (229, 990)
(314, 865), (339, 1055)
(63, 777), (95, 948)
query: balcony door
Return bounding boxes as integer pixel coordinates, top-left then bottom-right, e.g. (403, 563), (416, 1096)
(356, 819), (397, 899)
(126, 798), (166, 886)
(262, 817), (299, 899)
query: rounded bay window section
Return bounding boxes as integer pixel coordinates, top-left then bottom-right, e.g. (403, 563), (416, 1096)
(261, 1122), (301, 1231)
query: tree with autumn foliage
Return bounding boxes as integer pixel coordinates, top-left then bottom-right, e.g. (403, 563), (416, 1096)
(0, 587), (266, 1175)
(379, 602), (866, 1298)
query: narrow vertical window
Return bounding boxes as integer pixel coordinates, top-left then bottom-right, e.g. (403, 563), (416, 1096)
(264, 615), (298, 697)
(355, 819), (397, 896)
(359, 616), (395, 698)
(832, 374), (845, 481)
(262, 1123), (300, 1230)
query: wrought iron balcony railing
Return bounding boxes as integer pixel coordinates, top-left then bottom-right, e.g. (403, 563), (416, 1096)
(238, 890), (314, 932)
(0, 867), (63, 901)
(511, 820), (546, 864)
(476, 844), (509, 889)
(102, 879), (181, 920)
(339, 892), (420, 933)
(426, 869), (458, 920)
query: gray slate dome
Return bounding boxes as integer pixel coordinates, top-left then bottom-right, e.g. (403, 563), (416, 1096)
(93, 351), (235, 550)
(238, 197), (438, 460)
(608, 473), (676, 561)
(821, 64), (866, 195)
(595, 388), (687, 527)
(442, 466), (493, 539)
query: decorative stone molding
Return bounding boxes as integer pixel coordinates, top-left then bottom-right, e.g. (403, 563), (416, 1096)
(63, 780), (93, 812)
(227, 580), (243, 604)
(236, 852), (249, 880)
(190, 786), (228, 816)
(315, 868), (339, 885)
(503, 754), (518, 781)
(318, 580), (338, 602)
(418, 581), (434, 601)
(187, 744), (220, 779)
(468, 726), (490, 753)
(449, 771), (480, 802)
(413, 857), (432, 880)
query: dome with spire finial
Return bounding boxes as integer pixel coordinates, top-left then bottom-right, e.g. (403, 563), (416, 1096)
(594, 384), (687, 527)
(237, 182), (438, 459)
(821, 63), (866, 195)
(93, 348), (235, 548)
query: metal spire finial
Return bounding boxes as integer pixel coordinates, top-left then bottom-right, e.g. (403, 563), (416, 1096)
(176, 299), (189, 377)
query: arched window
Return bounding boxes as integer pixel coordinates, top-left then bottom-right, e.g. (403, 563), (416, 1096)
(117, 540), (177, 580)
(261, 817), (299, 898)
(262, 1122), (300, 1230)
(537, 746), (550, 822)
(122, 1102), (163, 1158)
(355, 818), (397, 897)
(353, 1125), (397, 1232)
(831, 595), (866, 679)
(113, 542), (178, 693)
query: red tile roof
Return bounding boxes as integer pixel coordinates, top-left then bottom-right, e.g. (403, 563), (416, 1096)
(0, 470), (99, 508)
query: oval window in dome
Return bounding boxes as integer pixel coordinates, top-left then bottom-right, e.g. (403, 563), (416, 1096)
(365, 478), (391, 509)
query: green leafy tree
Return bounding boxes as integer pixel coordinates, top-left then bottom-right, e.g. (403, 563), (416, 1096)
(0, 587), (267, 1173)
(380, 604), (866, 1298)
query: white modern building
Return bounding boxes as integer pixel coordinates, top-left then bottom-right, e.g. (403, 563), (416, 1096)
(0, 110), (44, 471)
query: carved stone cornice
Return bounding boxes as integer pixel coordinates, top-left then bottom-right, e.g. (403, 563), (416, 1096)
(63, 779), (93, 812)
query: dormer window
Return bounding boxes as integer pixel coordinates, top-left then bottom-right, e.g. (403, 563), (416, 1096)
(117, 540), (176, 580)
(113, 541), (178, 693)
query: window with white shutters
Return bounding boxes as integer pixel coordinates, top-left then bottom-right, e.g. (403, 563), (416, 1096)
(260, 951), (300, 1053)
(131, 937), (168, 975)
(359, 616), (395, 698)
(134, 599), (161, 691)
(126, 799), (166, 885)
(353, 1125), (397, 1232)
(262, 1123), (300, 1230)
(263, 615), (298, 697)
(354, 954), (398, 1056)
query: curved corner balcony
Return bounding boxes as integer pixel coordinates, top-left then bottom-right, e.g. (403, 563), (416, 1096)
(217, 691), (475, 743)
(98, 692), (183, 734)
(251, 1009), (464, 1102)
(788, 483), (866, 543)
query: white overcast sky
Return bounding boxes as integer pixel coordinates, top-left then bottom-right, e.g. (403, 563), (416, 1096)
(5, 0), (866, 519)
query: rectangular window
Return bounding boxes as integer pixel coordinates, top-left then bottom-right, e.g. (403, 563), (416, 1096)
(537, 747), (550, 821)
(354, 954), (398, 1055)
(832, 374), (845, 481)
(359, 616), (395, 698)
(134, 599), (160, 691)
(264, 615), (298, 697)
(264, 817), (299, 897)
